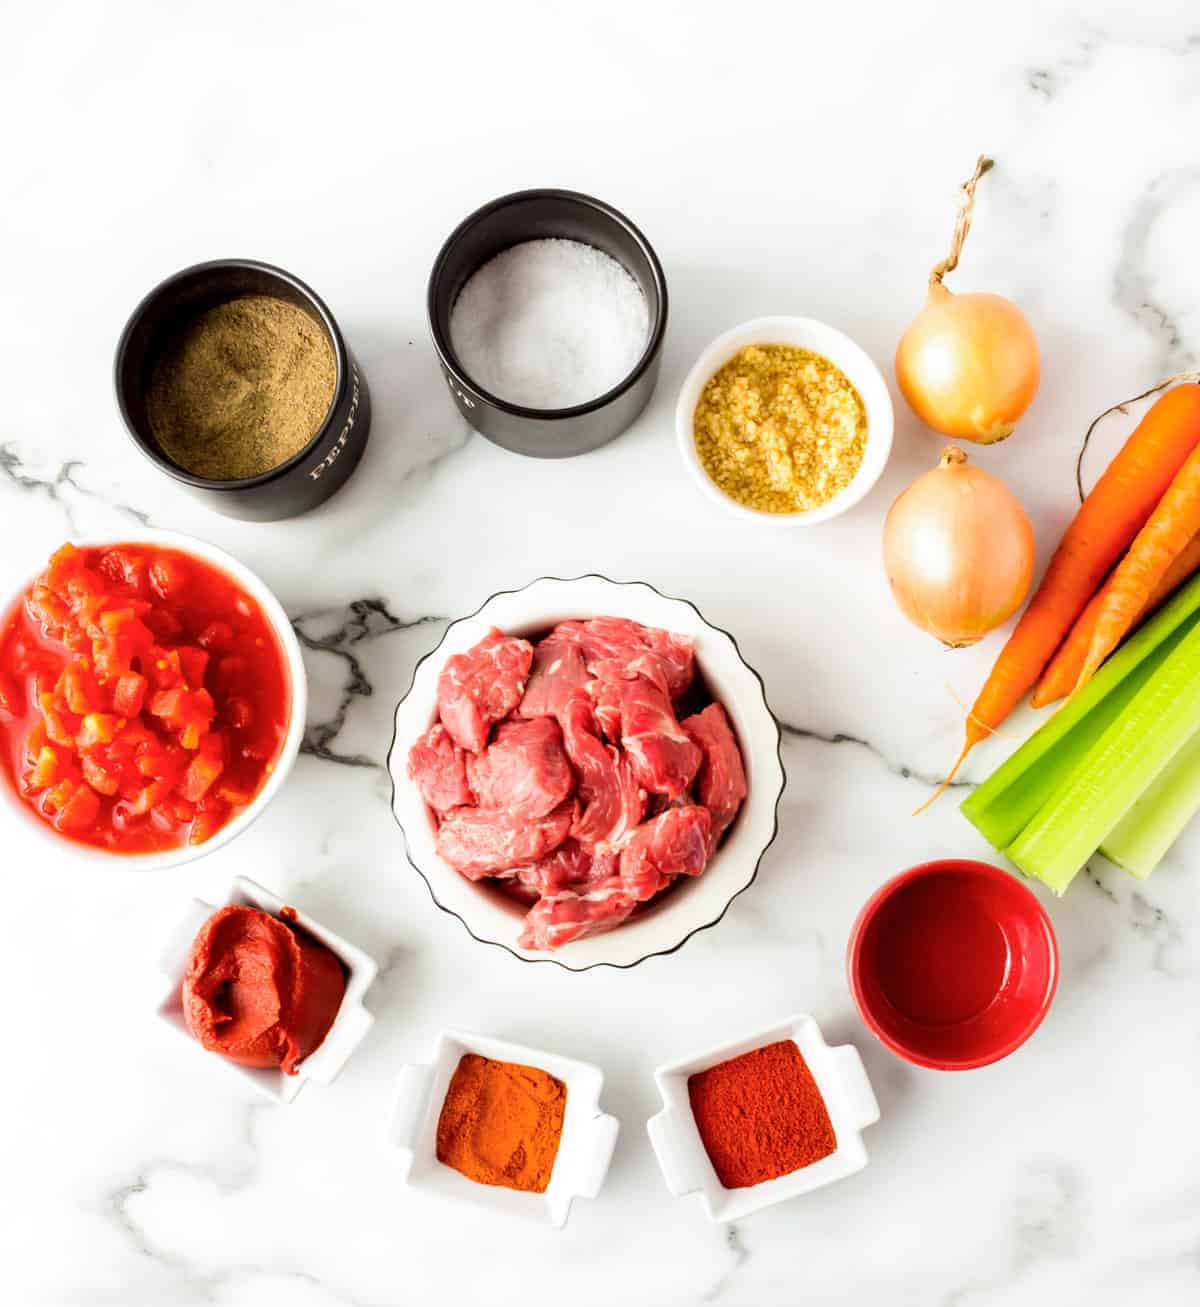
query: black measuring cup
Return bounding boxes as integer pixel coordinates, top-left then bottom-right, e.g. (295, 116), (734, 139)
(115, 259), (371, 521)
(428, 189), (668, 459)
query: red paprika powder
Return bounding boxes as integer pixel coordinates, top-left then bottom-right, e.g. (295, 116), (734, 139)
(687, 1039), (836, 1188)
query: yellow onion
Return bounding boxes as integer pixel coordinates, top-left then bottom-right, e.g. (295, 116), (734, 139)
(883, 446), (1035, 647)
(895, 157), (1040, 444)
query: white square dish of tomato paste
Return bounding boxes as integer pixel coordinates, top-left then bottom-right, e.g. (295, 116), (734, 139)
(647, 1012), (880, 1222)
(156, 875), (378, 1103)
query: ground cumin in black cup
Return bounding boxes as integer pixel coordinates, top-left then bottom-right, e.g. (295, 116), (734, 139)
(115, 259), (371, 521)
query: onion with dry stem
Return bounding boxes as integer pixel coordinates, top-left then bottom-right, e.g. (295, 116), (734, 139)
(884, 446), (1035, 647)
(896, 157), (1040, 444)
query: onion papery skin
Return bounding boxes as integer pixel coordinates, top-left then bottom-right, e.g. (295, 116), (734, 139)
(896, 285), (1040, 444)
(883, 447), (1035, 648)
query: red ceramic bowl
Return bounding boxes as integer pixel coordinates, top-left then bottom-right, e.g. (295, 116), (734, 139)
(847, 859), (1058, 1071)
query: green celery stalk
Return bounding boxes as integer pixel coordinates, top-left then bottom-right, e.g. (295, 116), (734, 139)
(1007, 615), (1200, 893)
(1101, 732), (1200, 879)
(961, 633), (1181, 850)
(961, 571), (1200, 849)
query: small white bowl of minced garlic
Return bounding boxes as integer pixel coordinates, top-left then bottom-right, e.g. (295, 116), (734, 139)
(676, 317), (893, 525)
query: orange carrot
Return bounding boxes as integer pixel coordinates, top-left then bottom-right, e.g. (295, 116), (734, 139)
(1071, 444), (1200, 690)
(918, 382), (1200, 811)
(1032, 531), (1200, 706)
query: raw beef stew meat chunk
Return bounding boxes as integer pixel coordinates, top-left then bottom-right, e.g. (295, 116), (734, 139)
(618, 675), (703, 800)
(518, 634), (590, 720)
(512, 840), (618, 898)
(559, 694), (645, 849)
(520, 618), (695, 734)
(435, 797), (575, 879)
(437, 628), (533, 752)
(518, 877), (636, 951)
(466, 717), (574, 820)
(682, 702), (747, 842)
(568, 616), (695, 700)
(618, 805), (712, 901)
(406, 723), (473, 813)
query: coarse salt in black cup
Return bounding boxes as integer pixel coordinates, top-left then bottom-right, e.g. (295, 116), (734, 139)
(427, 189), (668, 459)
(115, 259), (371, 522)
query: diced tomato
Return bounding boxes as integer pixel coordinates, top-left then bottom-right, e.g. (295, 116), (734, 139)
(56, 783), (101, 831)
(189, 794), (230, 845)
(81, 755), (120, 797)
(148, 648), (184, 689)
(77, 713), (119, 748)
(144, 608), (184, 641)
(92, 615), (152, 679)
(27, 583), (72, 635)
(112, 672), (147, 717)
(23, 720), (47, 758)
(99, 548), (149, 593)
(98, 607), (143, 638)
(150, 555), (188, 599)
(44, 777), (76, 813)
(149, 686), (214, 749)
(197, 621), (233, 653)
(135, 742), (186, 781)
(38, 692), (78, 747)
(165, 796), (195, 824)
(44, 543), (83, 590)
(216, 779), (258, 807)
(26, 745), (65, 790)
(130, 778), (172, 816)
(106, 723), (154, 763)
(148, 687), (185, 720)
(65, 569), (105, 614)
(178, 646), (209, 687)
(60, 660), (104, 714)
(96, 608), (153, 667)
(180, 733), (224, 801)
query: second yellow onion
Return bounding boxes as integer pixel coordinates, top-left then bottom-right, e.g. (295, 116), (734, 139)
(883, 447), (1035, 648)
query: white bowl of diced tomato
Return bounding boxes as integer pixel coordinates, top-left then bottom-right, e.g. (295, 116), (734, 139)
(0, 531), (306, 870)
(387, 575), (785, 971)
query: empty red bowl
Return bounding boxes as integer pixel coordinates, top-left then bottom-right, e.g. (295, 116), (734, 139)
(847, 859), (1058, 1071)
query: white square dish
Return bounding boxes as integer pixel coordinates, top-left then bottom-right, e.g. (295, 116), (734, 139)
(156, 875), (379, 1103)
(390, 1029), (620, 1228)
(647, 1012), (879, 1222)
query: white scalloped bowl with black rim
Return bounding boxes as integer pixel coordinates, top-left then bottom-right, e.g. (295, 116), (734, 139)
(387, 575), (785, 971)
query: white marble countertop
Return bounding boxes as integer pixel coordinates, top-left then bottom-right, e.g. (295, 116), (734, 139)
(4, 1), (1199, 1303)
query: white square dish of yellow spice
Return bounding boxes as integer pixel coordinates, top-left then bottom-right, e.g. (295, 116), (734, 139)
(675, 317), (893, 525)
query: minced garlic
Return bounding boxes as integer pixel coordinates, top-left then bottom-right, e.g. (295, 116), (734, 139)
(693, 344), (868, 514)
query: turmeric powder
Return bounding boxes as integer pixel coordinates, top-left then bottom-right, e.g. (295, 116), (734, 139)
(435, 1053), (567, 1193)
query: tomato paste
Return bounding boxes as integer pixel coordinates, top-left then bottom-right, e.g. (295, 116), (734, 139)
(0, 542), (290, 852)
(182, 905), (345, 1074)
